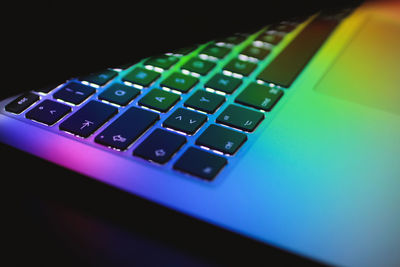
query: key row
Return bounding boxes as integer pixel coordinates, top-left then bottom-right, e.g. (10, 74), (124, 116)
(7, 82), (283, 118)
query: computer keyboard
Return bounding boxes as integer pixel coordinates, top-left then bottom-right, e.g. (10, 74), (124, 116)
(3, 14), (339, 181)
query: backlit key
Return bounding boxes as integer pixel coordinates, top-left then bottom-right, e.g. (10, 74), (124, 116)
(173, 147), (227, 180)
(59, 101), (117, 138)
(95, 107), (159, 150)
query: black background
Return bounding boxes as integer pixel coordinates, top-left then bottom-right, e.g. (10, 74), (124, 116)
(2, 1), (358, 266)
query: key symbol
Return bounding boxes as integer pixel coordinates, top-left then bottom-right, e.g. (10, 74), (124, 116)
(193, 61), (204, 69)
(136, 71), (148, 79)
(80, 120), (93, 130)
(261, 98), (271, 107)
(225, 141), (234, 150)
(155, 96), (165, 103)
(199, 97), (210, 102)
(112, 135), (127, 142)
(244, 120), (252, 126)
(155, 149), (166, 157)
(18, 98), (28, 105)
(203, 166), (213, 174)
(235, 62), (246, 70)
(175, 78), (186, 84)
(114, 90), (126, 96)
(218, 79), (229, 86)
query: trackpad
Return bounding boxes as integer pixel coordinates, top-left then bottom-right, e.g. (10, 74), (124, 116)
(315, 16), (400, 115)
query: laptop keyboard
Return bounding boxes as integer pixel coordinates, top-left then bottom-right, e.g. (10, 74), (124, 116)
(4, 14), (340, 181)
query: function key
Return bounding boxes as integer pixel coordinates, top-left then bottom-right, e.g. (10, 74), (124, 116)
(170, 46), (197, 56)
(98, 83), (140, 106)
(143, 55), (179, 70)
(25, 100), (71, 126)
(269, 23), (296, 33)
(196, 124), (247, 155)
(241, 45), (270, 60)
(95, 107), (159, 151)
(53, 82), (96, 105)
(160, 72), (199, 93)
(33, 83), (61, 94)
(200, 44), (231, 59)
(223, 58), (257, 76)
(216, 104), (264, 132)
(205, 73), (242, 94)
(163, 108), (207, 135)
(59, 101), (117, 138)
(122, 67), (160, 88)
(133, 129), (186, 164)
(216, 34), (246, 46)
(184, 90), (225, 114)
(255, 33), (283, 46)
(181, 58), (216, 76)
(235, 82), (283, 112)
(5, 92), (39, 114)
(173, 147), (227, 181)
(138, 89), (180, 113)
(79, 69), (118, 86)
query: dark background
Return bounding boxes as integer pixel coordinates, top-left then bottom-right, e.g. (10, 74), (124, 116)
(2, 1), (359, 266)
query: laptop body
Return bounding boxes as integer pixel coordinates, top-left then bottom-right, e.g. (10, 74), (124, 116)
(1, 1), (399, 266)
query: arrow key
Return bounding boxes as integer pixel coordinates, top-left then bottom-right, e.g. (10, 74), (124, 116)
(163, 108), (207, 135)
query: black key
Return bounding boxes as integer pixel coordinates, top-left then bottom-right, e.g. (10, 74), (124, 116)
(163, 108), (207, 135)
(138, 89), (180, 112)
(184, 90), (225, 114)
(98, 83), (140, 106)
(5, 92), (39, 114)
(216, 34), (246, 45)
(205, 73), (242, 94)
(181, 58), (215, 76)
(170, 46), (196, 56)
(241, 45), (270, 60)
(95, 107), (159, 150)
(269, 23), (296, 33)
(200, 44), (231, 59)
(257, 17), (338, 87)
(173, 147), (227, 181)
(33, 83), (61, 94)
(53, 82), (96, 105)
(59, 101), (117, 138)
(143, 55), (179, 70)
(133, 129), (186, 164)
(122, 67), (160, 88)
(196, 124), (247, 155)
(223, 58), (257, 76)
(25, 100), (71, 125)
(160, 72), (198, 93)
(255, 33), (283, 46)
(80, 69), (118, 86)
(235, 83), (283, 112)
(216, 104), (264, 132)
